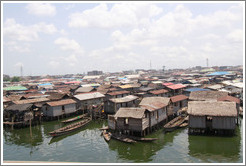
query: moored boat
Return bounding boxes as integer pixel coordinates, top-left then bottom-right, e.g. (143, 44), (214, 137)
(127, 135), (158, 142)
(111, 133), (137, 143)
(49, 118), (91, 137)
(102, 130), (111, 142)
(61, 113), (88, 124)
(179, 122), (188, 128)
(164, 116), (186, 132)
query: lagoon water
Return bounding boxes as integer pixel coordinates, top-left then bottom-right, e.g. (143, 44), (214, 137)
(3, 118), (243, 163)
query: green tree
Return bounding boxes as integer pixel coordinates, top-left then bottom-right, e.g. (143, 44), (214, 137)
(10, 76), (21, 82)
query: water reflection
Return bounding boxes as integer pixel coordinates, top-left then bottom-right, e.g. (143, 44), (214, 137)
(188, 127), (241, 162)
(3, 125), (43, 148)
(107, 128), (184, 162)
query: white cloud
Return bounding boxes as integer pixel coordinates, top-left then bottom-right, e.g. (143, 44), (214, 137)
(226, 29), (243, 43)
(26, 3), (56, 16)
(48, 61), (60, 68)
(54, 37), (84, 54)
(68, 3), (163, 28)
(5, 41), (31, 53)
(3, 18), (57, 41)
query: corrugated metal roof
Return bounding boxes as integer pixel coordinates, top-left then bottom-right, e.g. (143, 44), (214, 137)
(5, 104), (33, 112)
(114, 107), (146, 119)
(107, 90), (130, 96)
(46, 99), (77, 107)
(149, 89), (168, 95)
(189, 91), (228, 101)
(162, 82), (174, 86)
(109, 95), (138, 103)
(217, 96), (240, 104)
(139, 97), (170, 107)
(119, 84), (134, 89)
(75, 87), (94, 93)
(3, 86), (28, 91)
(206, 84), (224, 90)
(140, 101), (167, 111)
(74, 92), (105, 101)
(188, 101), (237, 117)
(13, 98), (50, 104)
(170, 95), (188, 103)
(167, 84), (186, 90)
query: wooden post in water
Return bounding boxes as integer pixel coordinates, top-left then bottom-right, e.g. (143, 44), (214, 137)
(29, 119), (32, 138)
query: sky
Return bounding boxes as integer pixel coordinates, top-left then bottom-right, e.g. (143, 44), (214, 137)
(2, 1), (244, 76)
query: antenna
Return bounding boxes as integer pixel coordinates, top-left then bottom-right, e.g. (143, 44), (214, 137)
(20, 65), (23, 77)
(162, 66), (165, 73)
(206, 58), (209, 67)
(150, 60), (152, 70)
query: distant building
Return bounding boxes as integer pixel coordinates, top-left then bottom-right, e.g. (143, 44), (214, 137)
(87, 70), (103, 76)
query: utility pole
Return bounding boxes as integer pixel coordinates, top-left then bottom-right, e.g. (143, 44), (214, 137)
(206, 58), (209, 68)
(150, 60), (152, 70)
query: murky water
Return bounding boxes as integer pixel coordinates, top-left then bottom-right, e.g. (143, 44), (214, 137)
(3, 117), (243, 163)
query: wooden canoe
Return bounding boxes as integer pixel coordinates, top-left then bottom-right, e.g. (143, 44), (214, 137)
(102, 130), (111, 142)
(49, 118), (91, 137)
(127, 135), (158, 142)
(111, 133), (137, 143)
(179, 122), (188, 128)
(61, 113), (88, 124)
(164, 116), (186, 132)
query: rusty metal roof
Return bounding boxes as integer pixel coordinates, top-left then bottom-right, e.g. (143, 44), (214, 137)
(13, 98), (50, 104)
(217, 95), (240, 104)
(107, 90), (130, 96)
(166, 84), (186, 90)
(170, 95), (188, 103)
(149, 89), (168, 95)
(140, 101), (167, 111)
(46, 99), (77, 107)
(114, 107), (146, 119)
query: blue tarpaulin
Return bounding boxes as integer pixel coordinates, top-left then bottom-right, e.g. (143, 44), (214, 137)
(184, 88), (210, 92)
(207, 71), (229, 76)
(38, 83), (52, 86)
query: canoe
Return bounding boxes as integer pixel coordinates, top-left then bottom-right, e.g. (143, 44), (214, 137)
(49, 118), (91, 137)
(99, 126), (109, 130)
(102, 130), (111, 142)
(179, 122), (188, 128)
(111, 133), (137, 143)
(61, 113), (88, 124)
(127, 135), (158, 142)
(164, 116), (186, 132)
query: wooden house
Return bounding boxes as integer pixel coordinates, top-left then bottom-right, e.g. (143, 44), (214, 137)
(47, 93), (70, 101)
(139, 97), (172, 125)
(187, 101), (237, 135)
(149, 89), (169, 97)
(3, 96), (13, 108)
(73, 92), (105, 111)
(42, 99), (77, 119)
(108, 107), (149, 136)
(4, 103), (39, 127)
(106, 90), (130, 100)
(217, 95), (241, 124)
(104, 95), (139, 114)
(170, 95), (188, 115)
(166, 84), (186, 96)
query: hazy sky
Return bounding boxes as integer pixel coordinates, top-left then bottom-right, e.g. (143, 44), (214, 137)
(2, 2), (244, 76)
